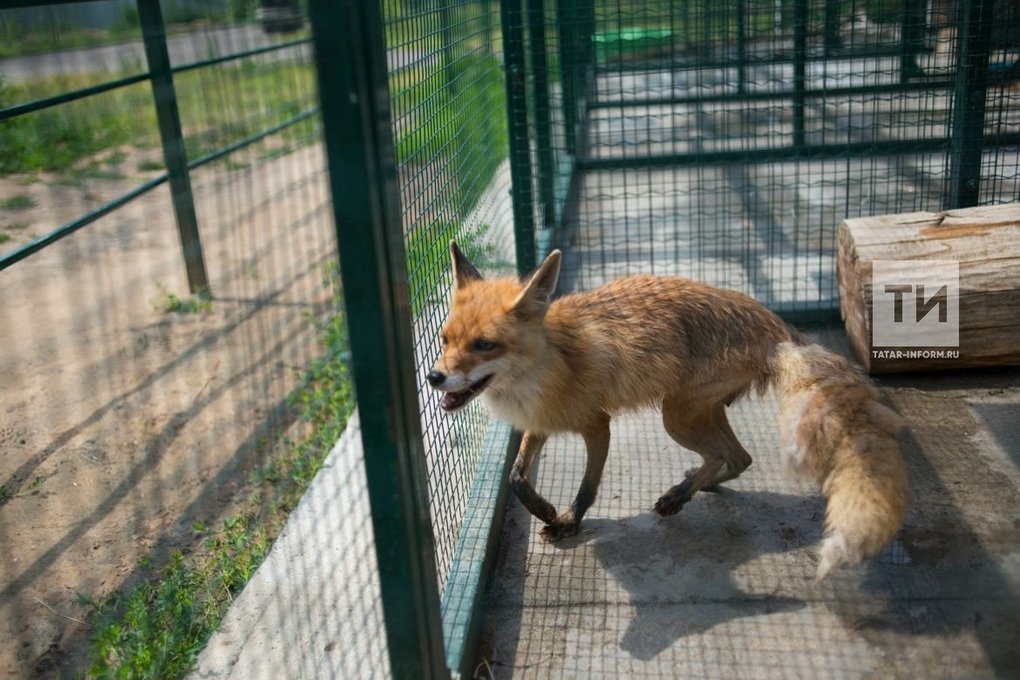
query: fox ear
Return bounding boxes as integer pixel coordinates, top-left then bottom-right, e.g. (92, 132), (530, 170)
(450, 240), (482, 289)
(511, 250), (562, 319)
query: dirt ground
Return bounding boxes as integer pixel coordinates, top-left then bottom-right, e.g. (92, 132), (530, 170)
(0, 143), (337, 676)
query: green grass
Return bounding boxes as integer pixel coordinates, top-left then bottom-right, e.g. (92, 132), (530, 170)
(1, 194), (36, 210)
(2, 41), (504, 225)
(406, 221), (496, 314)
(0, 233), (11, 244)
(391, 53), (508, 215)
(0, 475), (46, 498)
(136, 159), (166, 172)
(88, 270), (354, 678)
(150, 283), (213, 314)
(0, 60), (317, 177)
(88, 527), (270, 678)
(0, 18), (139, 60)
(0, 1), (263, 60)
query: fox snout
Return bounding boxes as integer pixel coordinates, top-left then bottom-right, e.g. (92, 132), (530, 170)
(426, 362), (495, 412)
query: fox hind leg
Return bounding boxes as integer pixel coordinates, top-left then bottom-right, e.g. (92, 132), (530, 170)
(655, 396), (752, 516)
(684, 408), (751, 489)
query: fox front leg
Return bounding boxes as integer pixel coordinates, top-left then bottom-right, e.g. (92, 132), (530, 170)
(539, 414), (610, 542)
(509, 431), (558, 525)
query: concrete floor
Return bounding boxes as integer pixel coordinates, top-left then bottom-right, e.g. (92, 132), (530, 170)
(478, 331), (1020, 678)
(479, 68), (1020, 677)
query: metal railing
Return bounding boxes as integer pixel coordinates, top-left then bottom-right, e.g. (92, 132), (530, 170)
(0, 0), (316, 294)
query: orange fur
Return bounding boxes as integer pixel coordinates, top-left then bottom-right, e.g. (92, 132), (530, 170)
(773, 343), (909, 579)
(430, 244), (909, 575)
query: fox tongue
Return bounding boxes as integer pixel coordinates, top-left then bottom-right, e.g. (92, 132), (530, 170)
(442, 391), (471, 411)
(439, 374), (493, 412)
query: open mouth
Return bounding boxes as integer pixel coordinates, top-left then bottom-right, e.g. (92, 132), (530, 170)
(440, 374), (493, 412)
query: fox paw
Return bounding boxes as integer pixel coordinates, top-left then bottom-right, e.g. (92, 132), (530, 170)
(653, 493), (687, 517)
(539, 520), (580, 542)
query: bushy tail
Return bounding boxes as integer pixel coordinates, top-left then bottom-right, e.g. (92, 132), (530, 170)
(770, 342), (909, 579)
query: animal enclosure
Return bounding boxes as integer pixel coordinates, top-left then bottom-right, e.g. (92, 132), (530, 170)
(0, 0), (1017, 677)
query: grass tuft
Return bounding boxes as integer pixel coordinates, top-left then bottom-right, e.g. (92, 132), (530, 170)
(1, 194), (37, 210)
(150, 283), (213, 314)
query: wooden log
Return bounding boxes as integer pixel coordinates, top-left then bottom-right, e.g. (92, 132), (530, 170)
(838, 203), (1020, 373)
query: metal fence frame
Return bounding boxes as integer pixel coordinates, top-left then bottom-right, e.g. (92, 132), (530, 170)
(5, 0), (1015, 676)
(553, 0), (1019, 185)
(3, 1), (518, 676)
(310, 0), (448, 675)
(0, 0), (316, 293)
(310, 2), (529, 675)
(504, 0), (1018, 323)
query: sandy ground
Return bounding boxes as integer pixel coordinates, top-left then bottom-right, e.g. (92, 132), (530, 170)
(0, 142), (337, 676)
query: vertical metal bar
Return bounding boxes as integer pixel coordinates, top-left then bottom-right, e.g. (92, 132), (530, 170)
(527, 0), (555, 230)
(137, 0), (209, 295)
(899, 0), (927, 81)
(439, 0), (468, 215)
(581, 0), (596, 130)
(440, 0), (459, 96)
(502, 0), (537, 273)
(307, 1), (447, 677)
(792, 0), (807, 149)
(947, 0), (992, 208)
(482, 0), (493, 54)
(557, 0), (577, 156)
(736, 0), (747, 93)
(823, 0), (841, 55)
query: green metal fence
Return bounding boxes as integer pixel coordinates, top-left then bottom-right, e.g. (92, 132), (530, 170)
(3, 0), (1019, 677)
(0, 1), (387, 677)
(2, 0), (518, 677)
(311, 1), (521, 675)
(511, 0), (1020, 320)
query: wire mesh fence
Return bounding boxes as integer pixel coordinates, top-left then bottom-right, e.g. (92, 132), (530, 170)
(2, 0), (519, 676)
(382, 0), (516, 597)
(0, 2), (386, 676)
(521, 0), (1020, 318)
(3, 0), (1018, 676)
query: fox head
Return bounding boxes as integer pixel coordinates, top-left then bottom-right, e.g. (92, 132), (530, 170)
(426, 241), (561, 412)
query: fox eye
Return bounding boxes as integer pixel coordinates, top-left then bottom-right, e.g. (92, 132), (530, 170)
(440, 335), (449, 346)
(471, 338), (497, 352)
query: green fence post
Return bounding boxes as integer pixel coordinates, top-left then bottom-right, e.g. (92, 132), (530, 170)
(947, 0), (992, 208)
(137, 0), (209, 296)
(307, 1), (447, 677)
(899, 0), (927, 80)
(736, 0), (748, 93)
(823, 0), (842, 54)
(527, 0), (556, 230)
(792, 0), (807, 150)
(502, 0), (538, 273)
(557, 0), (578, 157)
(440, 0), (459, 97)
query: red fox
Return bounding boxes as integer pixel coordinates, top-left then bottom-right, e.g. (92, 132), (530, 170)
(427, 243), (909, 579)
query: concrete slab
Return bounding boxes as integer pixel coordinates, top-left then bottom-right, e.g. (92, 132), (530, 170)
(189, 414), (390, 679)
(479, 340), (1020, 678)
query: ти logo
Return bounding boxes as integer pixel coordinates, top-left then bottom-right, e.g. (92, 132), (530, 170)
(871, 260), (960, 348)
